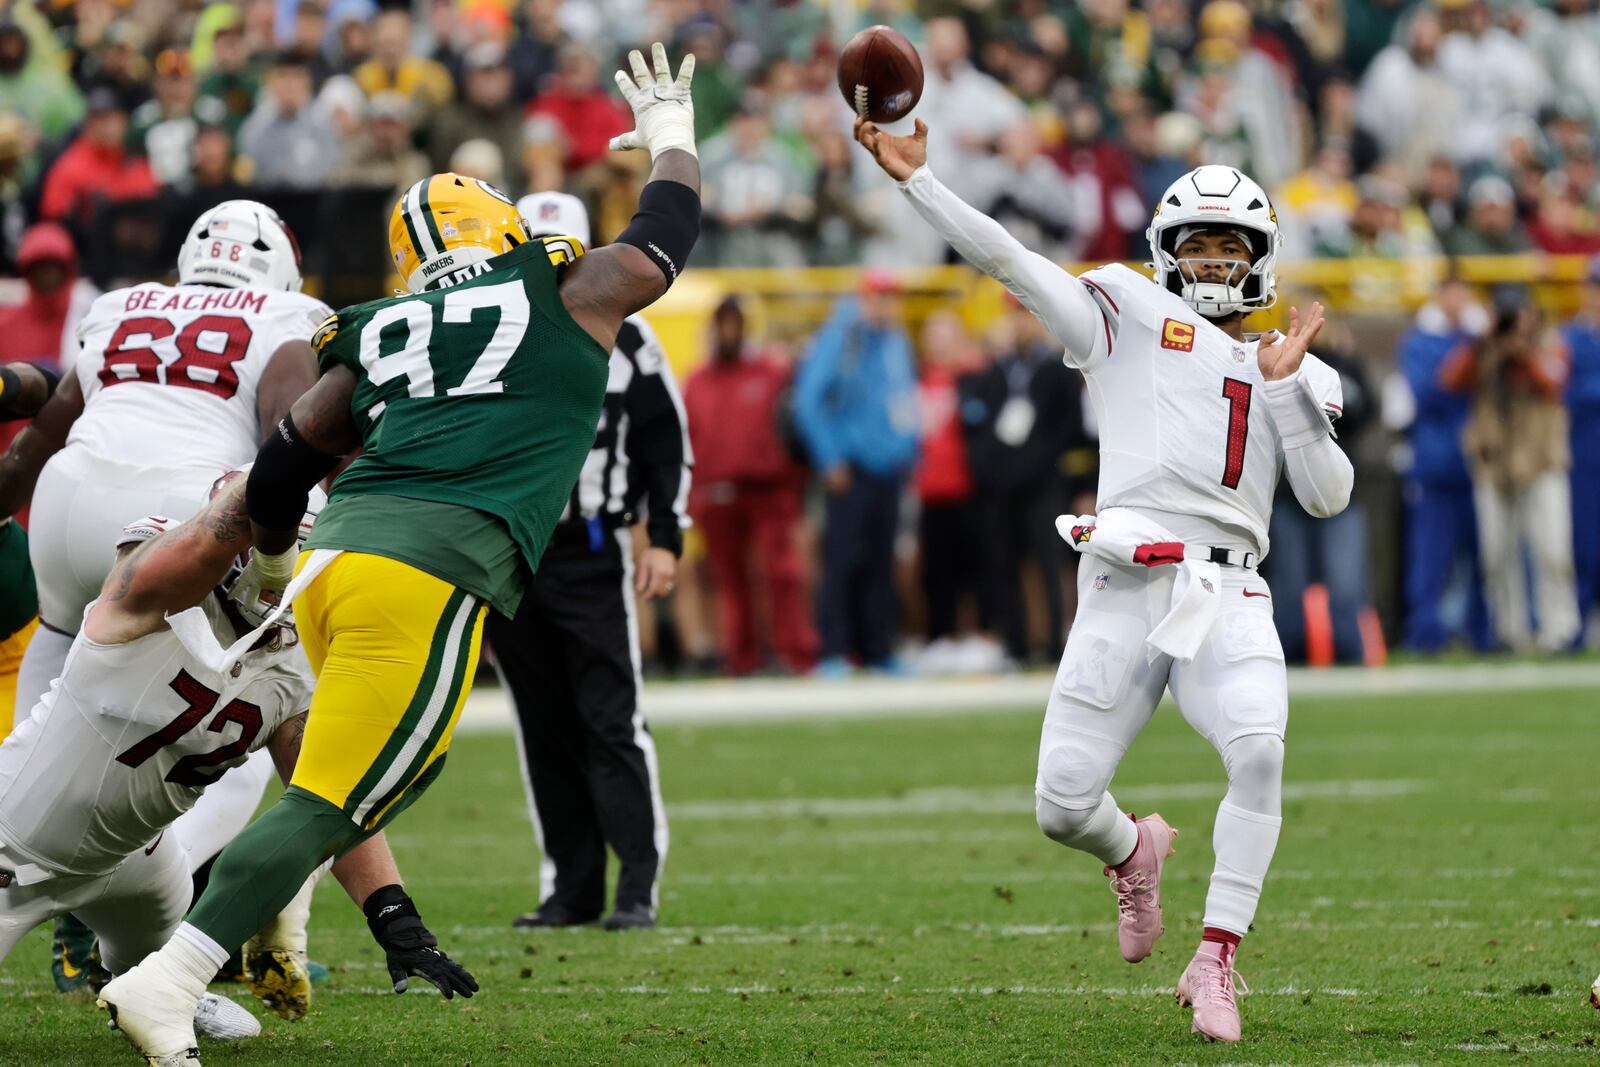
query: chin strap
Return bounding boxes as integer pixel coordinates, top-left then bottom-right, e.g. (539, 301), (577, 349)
(1182, 280), (1248, 318)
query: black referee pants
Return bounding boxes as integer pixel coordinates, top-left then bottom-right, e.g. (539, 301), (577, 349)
(486, 527), (667, 919)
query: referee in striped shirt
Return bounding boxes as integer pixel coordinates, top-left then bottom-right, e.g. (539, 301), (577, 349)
(489, 192), (691, 931)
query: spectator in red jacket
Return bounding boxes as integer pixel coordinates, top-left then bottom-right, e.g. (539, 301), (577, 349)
(526, 45), (631, 175)
(684, 296), (819, 675)
(38, 87), (157, 224)
(0, 222), (96, 372)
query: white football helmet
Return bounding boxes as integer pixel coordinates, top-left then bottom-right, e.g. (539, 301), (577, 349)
(516, 190), (591, 246)
(1147, 165), (1280, 319)
(178, 199), (304, 292)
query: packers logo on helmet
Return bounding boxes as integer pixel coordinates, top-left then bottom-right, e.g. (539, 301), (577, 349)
(390, 174), (529, 293)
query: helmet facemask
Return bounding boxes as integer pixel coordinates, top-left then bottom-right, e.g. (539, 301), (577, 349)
(1157, 224), (1276, 320)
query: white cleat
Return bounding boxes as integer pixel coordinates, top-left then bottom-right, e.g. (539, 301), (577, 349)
(98, 961), (204, 1067)
(194, 993), (261, 1042)
(1590, 972), (1599, 1010)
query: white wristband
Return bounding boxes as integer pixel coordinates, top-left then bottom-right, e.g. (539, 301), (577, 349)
(1262, 372), (1331, 450)
(645, 112), (697, 159)
(252, 545), (298, 590)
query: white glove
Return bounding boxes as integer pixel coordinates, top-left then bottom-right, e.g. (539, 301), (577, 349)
(609, 42), (697, 159)
(228, 545), (297, 615)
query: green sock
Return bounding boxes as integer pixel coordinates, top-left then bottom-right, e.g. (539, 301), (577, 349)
(187, 787), (360, 951)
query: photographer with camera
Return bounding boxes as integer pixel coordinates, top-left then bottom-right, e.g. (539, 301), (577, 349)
(1453, 288), (1580, 651)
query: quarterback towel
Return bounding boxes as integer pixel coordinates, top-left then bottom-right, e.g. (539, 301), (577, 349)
(1055, 508), (1222, 663)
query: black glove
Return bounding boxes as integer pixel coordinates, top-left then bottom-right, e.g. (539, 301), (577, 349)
(364, 884), (479, 999)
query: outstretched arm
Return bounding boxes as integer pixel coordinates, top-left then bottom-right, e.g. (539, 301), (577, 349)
(854, 118), (1106, 367)
(83, 474), (254, 644)
(559, 44), (702, 350)
(0, 368), (82, 516)
(255, 340), (318, 443)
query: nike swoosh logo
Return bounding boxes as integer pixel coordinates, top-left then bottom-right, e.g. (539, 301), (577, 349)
(144, 831), (164, 856)
(1243, 591), (1271, 599)
(59, 956), (82, 979)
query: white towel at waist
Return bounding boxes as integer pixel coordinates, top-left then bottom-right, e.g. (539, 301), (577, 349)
(1055, 507), (1223, 664)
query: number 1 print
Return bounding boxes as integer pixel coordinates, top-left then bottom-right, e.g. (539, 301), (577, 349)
(1221, 378), (1252, 490)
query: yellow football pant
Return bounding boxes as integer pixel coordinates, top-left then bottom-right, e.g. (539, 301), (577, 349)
(291, 552), (485, 830)
(0, 617), (38, 741)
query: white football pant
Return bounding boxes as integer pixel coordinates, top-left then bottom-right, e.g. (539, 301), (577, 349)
(0, 829), (190, 975)
(172, 748), (277, 869)
(1034, 561), (1286, 938)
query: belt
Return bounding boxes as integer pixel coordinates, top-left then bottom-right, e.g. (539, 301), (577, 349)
(1204, 546), (1258, 570)
(548, 514), (624, 552)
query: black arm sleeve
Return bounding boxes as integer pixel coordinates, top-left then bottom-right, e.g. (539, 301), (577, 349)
(615, 179), (701, 286)
(0, 364), (58, 421)
(246, 413), (341, 531)
(619, 319), (691, 556)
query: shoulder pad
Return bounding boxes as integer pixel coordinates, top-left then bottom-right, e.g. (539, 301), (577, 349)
(312, 314), (340, 353)
(541, 235), (587, 267)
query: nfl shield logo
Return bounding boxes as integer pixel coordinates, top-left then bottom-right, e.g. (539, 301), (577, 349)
(1200, 576), (1215, 593)
(1094, 573), (1108, 591)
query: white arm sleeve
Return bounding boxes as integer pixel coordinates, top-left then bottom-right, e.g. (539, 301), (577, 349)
(1263, 358), (1353, 518)
(898, 165), (1107, 368)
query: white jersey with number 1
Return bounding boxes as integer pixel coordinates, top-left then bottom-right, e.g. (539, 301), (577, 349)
(69, 283), (332, 472)
(1071, 263), (1342, 558)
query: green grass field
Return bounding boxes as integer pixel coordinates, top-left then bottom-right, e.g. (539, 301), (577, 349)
(3, 683), (1598, 1066)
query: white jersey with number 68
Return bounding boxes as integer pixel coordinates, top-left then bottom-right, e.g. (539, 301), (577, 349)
(1073, 263), (1343, 558)
(69, 283), (331, 472)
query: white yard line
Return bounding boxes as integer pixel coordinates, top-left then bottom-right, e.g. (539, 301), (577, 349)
(457, 661), (1600, 732)
(663, 779), (1427, 821)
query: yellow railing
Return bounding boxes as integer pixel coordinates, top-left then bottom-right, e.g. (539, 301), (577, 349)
(642, 254), (1594, 376)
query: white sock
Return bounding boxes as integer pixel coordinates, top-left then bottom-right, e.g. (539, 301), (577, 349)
(171, 923), (229, 980)
(1203, 799), (1282, 936)
(1037, 792), (1138, 867)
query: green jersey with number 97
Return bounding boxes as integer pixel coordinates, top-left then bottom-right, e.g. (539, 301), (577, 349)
(306, 237), (607, 614)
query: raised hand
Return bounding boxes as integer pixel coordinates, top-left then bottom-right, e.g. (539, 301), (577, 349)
(609, 42), (697, 159)
(854, 117), (928, 182)
(1257, 302), (1325, 382)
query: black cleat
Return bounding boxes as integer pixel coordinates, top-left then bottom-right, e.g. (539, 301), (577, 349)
(52, 914), (101, 993)
(511, 905), (600, 929)
(601, 904), (656, 931)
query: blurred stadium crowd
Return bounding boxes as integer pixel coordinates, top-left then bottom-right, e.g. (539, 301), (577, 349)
(2, 0), (1600, 675)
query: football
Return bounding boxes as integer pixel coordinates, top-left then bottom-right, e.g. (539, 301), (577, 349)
(836, 25), (924, 124)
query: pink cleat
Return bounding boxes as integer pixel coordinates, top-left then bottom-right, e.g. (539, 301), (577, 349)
(1104, 813), (1177, 963)
(1176, 940), (1248, 1043)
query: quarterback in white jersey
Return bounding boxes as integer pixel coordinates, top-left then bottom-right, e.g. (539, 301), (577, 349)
(0, 200), (329, 717)
(856, 119), (1353, 1043)
(0, 479), (474, 1060)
